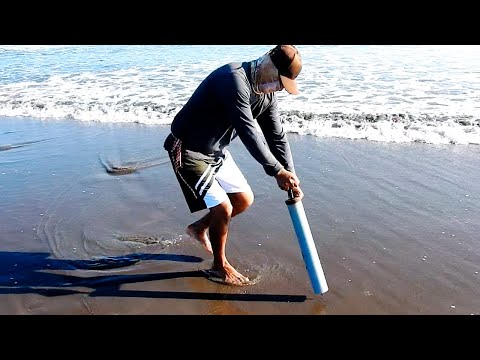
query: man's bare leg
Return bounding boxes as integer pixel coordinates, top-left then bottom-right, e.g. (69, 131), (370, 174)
(186, 213), (213, 253)
(207, 199), (250, 285)
(186, 191), (254, 255)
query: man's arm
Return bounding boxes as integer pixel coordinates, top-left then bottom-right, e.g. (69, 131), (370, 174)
(256, 96), (295, 174)
(256, 97), (304, 199)
(220, 74), (284, 176)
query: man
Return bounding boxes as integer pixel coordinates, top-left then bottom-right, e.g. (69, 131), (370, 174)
(164, 45), (304, 286)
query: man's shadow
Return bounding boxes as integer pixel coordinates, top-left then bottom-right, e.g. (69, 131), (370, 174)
(0, 251), (306, 302)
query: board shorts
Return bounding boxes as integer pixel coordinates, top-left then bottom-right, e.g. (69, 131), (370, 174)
(164, 133), (252, 213)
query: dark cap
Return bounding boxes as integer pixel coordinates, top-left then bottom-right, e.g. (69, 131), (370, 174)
(268, 45), (302, 95)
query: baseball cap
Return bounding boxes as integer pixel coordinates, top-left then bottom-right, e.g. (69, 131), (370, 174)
(268, 45), (302, 95)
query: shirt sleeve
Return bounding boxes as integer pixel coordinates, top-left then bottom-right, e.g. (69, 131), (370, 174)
(218, 73), (284, 176)
(256, 95), (296, 174)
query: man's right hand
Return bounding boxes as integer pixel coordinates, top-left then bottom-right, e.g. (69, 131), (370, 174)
(275, 168), (300, 191)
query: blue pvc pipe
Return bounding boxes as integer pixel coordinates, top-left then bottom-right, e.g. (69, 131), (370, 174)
(286, 193), (329, 295)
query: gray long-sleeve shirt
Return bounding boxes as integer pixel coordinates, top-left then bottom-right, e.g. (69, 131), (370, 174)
(171, 61), (295, 176)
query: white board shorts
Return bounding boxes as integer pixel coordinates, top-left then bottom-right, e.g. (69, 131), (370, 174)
(164, 133), (251, 213)
(202, 149), (252, 209)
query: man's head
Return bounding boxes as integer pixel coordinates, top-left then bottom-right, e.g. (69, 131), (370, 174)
(253, 45), (302, 95)
(268, 45), (302, 95)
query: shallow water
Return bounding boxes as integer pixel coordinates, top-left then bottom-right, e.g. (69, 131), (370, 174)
(0, 116), (479, 314)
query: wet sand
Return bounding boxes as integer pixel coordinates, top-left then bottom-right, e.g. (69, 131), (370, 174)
(1, 116), (479, 315)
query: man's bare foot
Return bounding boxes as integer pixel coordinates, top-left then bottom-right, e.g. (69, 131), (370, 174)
(203, 262), (251, 286)
(186, 224), (213, 254)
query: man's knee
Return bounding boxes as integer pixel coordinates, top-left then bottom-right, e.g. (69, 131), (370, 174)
(229, 191), (254, 213)
(210, 199), (234, 218)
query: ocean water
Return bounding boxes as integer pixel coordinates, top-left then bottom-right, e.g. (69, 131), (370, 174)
(1, 45), (480, 145)
(1, 45), (480, 314)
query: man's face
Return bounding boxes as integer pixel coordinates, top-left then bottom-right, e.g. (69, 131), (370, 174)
(256, 57), (284, 94)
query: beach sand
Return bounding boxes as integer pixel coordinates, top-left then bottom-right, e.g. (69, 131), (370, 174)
(1, 116), (479, 315)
